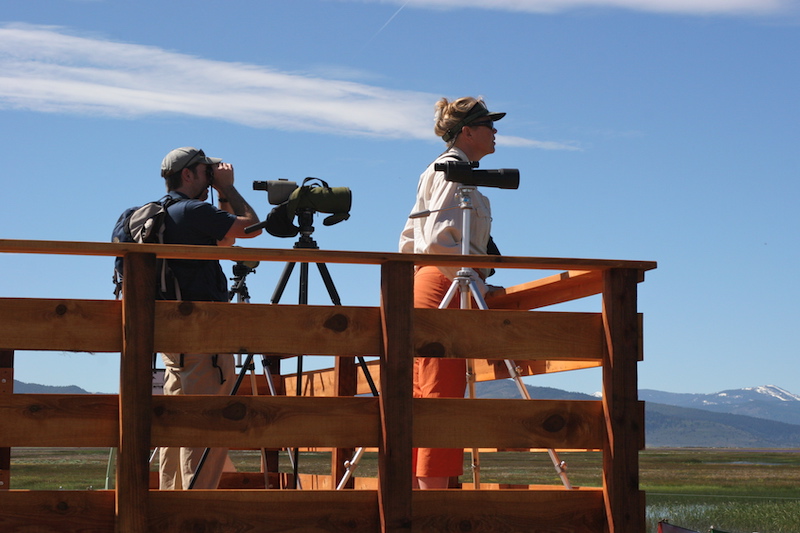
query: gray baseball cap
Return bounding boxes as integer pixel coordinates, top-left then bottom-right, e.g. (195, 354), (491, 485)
(160, 147), (222, 178)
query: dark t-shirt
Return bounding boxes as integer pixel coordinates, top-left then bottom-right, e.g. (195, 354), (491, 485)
(163, 192), (237, 302)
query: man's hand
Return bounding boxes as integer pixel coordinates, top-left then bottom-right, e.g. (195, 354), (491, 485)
(211, 162), (235, 192)
(208, 161), (262, 244)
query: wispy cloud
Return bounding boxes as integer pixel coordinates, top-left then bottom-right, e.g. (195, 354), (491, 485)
(345, 0), (792, 15)
(499, 136), (582, 150)
(0, 24), (576, 150)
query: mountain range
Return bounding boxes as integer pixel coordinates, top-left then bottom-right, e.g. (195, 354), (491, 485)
(475, 381), (800, 448)
(12, 380), (800, 448)
(639, 385), (800, 426)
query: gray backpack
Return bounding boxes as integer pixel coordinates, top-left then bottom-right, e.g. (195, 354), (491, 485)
(111, 195), (182, 299)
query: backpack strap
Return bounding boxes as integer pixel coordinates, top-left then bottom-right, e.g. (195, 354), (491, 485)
(154, 192), (185, 301)
(160, 191), (185, 207)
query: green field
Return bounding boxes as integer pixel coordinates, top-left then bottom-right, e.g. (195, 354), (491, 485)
(8, 448), (800, 533)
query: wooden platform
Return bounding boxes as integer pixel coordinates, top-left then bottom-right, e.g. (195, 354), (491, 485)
(0, 239), (655, 532)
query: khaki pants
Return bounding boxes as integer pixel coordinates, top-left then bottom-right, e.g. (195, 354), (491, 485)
(159, 352), (236, 489)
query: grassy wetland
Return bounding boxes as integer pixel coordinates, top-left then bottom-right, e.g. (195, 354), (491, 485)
(8, 447), (800, 533)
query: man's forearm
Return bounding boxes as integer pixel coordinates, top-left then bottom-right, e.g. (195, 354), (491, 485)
(218, 185), (259, 225)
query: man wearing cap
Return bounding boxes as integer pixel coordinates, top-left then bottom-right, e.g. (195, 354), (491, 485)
(157, 147), (262, 490)
(399, 97), (506, 490)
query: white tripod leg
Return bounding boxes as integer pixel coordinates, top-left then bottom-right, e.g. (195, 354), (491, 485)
(504, 359), (572, 490)
(438, 277), (462, 309)
(336, 446), (366, 490)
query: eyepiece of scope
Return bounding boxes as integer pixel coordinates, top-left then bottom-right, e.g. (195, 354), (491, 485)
(252, 179), (299, 205)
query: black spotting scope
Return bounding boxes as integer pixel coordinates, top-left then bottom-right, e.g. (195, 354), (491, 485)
(434, 160), (520, 189)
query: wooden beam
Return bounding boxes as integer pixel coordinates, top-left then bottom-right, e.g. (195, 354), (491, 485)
(0, 299), (624, 367)
(0, 394), (604, 452)
(486, 270), (604, 309)
(332, 355), (358, 488)
(0, 490), (116, 532)
(378, 261), (414, 532)
(414, 398), (603, 450)
(148, 490), (379, 533)
(414, 309), (605, 361)
(154, 304), (607, 361)
(152, 396), (379, 448)
(0, 488), (605, 533)
(0, 394), (603, 455)
(602, 268), (645, 533)
(413, 489), (604, 533)
(471, 358), (601, 380)
(282, 357), (601, 397)
(154, 302), (382, 355)
(0, 394), (118, 447)
(0, 238), (658, 272)
(281, 363), (341, 397)
(0, 298), (121, 352)
(118, 252), (156, 533)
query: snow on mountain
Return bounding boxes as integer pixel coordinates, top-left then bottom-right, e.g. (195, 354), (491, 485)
(701, 385), (800, 405)
(747, 385), (800, 402)
(639, 385), (800, 426)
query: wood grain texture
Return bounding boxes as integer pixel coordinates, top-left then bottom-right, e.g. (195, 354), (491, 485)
(118, 252), (156, 533)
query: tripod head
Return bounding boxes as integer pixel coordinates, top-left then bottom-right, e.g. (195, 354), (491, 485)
(229, 260), (259, 303)
(293, 208), (319, 249)
(232, 260), (259, 278)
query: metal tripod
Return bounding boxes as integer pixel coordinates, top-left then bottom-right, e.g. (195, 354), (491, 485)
(270, 209), (379, 490)
(420, 183), (572, 490)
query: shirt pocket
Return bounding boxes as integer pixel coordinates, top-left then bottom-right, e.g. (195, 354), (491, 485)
(473, 193), (492, 222)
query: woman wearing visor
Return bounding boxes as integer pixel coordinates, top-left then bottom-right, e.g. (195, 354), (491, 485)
(399, 97), (505, 489)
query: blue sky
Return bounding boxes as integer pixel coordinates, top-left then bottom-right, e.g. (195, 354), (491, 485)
(1, 0), (798, 396)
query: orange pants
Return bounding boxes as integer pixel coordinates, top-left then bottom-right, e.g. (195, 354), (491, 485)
(412, 266), (466, 478)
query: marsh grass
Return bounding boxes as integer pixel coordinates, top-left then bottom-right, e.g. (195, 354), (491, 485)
(9, 448), (800, 532)
(640, 449), (800, 533)
(647, 496), (800, 533)
(8, 447), (112, 490)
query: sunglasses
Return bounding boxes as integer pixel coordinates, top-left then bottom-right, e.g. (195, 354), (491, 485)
(468, 120), (494, 130)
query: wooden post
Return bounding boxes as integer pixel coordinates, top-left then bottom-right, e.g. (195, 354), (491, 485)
(601, 268), (645, 533)
(117, 252), (156, 533)
(378, 261), (414, 532)
(0, 350), (12, 490)
(332, 355), (358, 488)
(263, 356), (281, 485)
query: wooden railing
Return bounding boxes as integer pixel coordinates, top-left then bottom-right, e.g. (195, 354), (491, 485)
(0, 239), (655, 532)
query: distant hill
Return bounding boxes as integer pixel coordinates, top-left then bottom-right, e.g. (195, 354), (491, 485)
(475, 380), (595, 401)
(645, 402), (800, 448)
(12, 380), (91, 394)
(476, 381), (800, 448)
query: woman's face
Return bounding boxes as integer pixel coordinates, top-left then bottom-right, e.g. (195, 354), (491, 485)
(464, 120), (497, 159)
